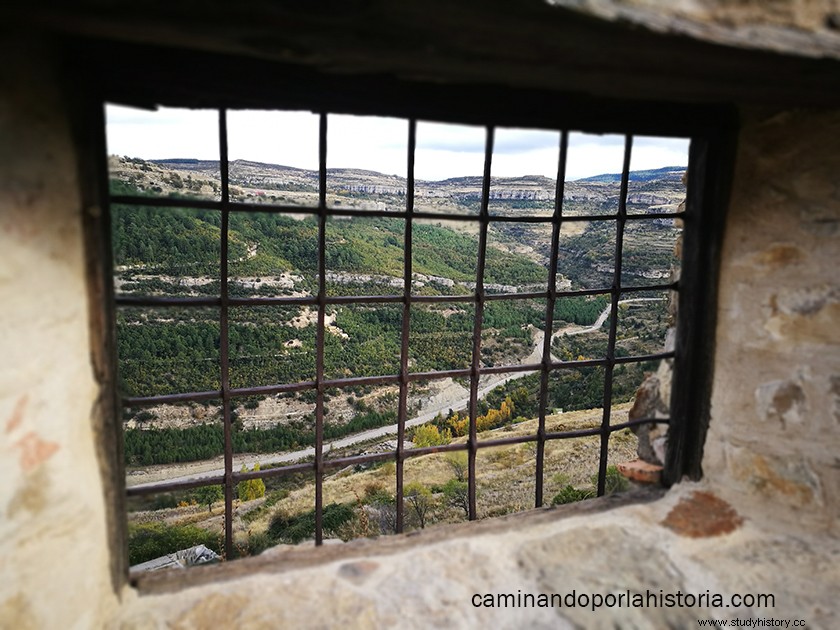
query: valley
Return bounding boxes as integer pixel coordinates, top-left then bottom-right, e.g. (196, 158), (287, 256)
(111, 154), (683, 567)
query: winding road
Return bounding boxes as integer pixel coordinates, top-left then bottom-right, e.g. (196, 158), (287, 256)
(127, 297), (664, 490)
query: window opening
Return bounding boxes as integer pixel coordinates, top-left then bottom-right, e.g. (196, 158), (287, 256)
(107, 106), (689, 569)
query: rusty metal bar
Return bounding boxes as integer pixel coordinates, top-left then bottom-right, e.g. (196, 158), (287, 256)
(544, 426), (603, 441)
(480, 291), (545, 301)
(127, 461), (316, 496)
(614, 350), (675, 365)
(110, 194), (223, 210)
(125, 412), (672, 497)
(110, 193), (684, 225)
(126, 474), (227, 497)
(548, 357), (608, 370)
(480, 363), (541, 376)
(466, 126), (493, 521)
(121, 348), (676, 409)
(115, 281), (679, 310)
(477, 434), (538, 449)
(231, 461), (315, 482)
(321, 374), (399, 389)
(544, 417), (672, 441)
(607, 417), (670, 432)
(407, 368), (473, 381)
(314, 112), (327, 546)
(115, 296), (222, 307)
(395, 119), (416, 534)
(321, 295), (403, 305)
(230, 296), (318, 306)
(228, 381), (316, 397)
(403, 442), (470, 458)
(474, 421), (657, 448)
(321, 450), (398, 471)
(535, 130), (568, 508)
(410, 295), (477, 304)
(595, 134), (633, 497)
(218, 108), (234, 560)
(122, 390), (223, 407)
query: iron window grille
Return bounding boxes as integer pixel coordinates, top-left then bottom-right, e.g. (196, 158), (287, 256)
(105, 106), (730, 563)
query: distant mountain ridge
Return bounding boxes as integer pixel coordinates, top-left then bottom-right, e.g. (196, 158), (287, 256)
(113, 155), (686, 217)
(576, 166), (686, 184)
(147, 158), (684, 187)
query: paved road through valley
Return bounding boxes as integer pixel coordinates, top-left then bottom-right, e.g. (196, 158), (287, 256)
(127, 297), (663, 490)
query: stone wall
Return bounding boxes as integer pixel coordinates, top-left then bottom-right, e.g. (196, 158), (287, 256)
(111, 106), (840, 625)
(110, 485), (840, 628)
(0, 37), (120, 627)
(551, 0), (840, 60)
(702, 108), (840, 535)
(1, 29), (840, 630)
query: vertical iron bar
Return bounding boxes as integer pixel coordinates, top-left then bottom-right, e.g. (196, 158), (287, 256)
(90, 100), (129, 587)
(664, 122), (737, 484)
(535, 131), (568, 508)
(314, 112), (328, 545)
(395, 119), (416, 534)
(596, 134), (632, 496)
(467, 126), (494, 520)
(219, 109), (233, 559)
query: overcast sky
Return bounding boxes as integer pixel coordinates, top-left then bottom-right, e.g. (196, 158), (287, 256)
(106, 104), (689, 181)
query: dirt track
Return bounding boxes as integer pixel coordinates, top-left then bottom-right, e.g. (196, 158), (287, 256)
(126, 298), (662, 490)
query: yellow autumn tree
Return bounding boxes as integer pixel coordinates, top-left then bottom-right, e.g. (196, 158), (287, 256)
(237, 463), (266, 502)
(412, 424), (453, 448)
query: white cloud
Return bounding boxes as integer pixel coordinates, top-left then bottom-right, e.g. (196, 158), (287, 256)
(106, 104), (690, 181)
(327, 114), (408, 177)
(106, 104), (220, 160)
(228, 110), (320, 170)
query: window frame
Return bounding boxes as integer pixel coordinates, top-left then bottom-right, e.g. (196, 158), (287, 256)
(77, 46), (737, 584)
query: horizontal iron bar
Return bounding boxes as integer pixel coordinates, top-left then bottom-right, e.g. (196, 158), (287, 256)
(109, 194), (684, 225)
(124, 362), (677, 409)
(483, 214), (553, 223)
(327, 294), (404, 305)
(125, 415), (674, 495)
(231, 461), (315, 483)
(411, 294), (476, 304)
(614, 351), (675, 365)
(619, 282), (679, 295)
(608, 417), (671, 432)
(116, 296), (221, 307)
(542, 416), (672, 442)
(123, 390), (223, 406)
(481, 362), (541, 376)
(483, 291), (547, 301)
(116, 283), (677, 310)
(548, 358), (608, 370)
(321, 374), (400, 390)
(625, 212), (686, 221)
(543, 426), (602, 440)
(122, 351), (676, 407)
(407, 368), (473, 382)
(230, 381), (317, 398)
(475, 433), (538, 448)
(401, 442), (470, 458)
(228, 202), (318, 215)
(229, 296), (317, 306)
(483, 211), (684, 223)
(111, 194), (223, 210)
(126, 474), (226, 497)
(322, 450), (397, 470)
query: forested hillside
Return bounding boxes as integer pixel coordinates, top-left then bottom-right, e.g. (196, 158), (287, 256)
(112, 159), (678, 469)
(111, 180), (545, 287)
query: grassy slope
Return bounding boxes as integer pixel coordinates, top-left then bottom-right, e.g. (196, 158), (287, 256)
(236, 405), (637, 539)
